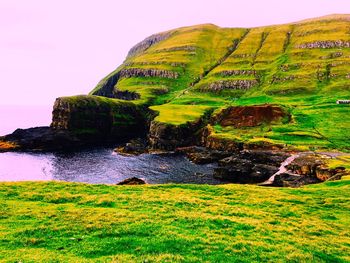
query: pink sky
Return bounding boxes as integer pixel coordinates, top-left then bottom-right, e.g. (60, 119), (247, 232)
(0, 0), (349, 106)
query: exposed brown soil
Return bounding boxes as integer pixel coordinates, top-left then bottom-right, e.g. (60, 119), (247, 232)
(213, 104), (290, 128)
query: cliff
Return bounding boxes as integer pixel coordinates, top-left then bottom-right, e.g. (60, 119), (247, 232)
(1, 15), (349, 152)
(86, 14), (350, 151)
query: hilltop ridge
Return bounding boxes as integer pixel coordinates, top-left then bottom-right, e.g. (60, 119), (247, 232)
(86, 14), (350, 151)
(1, 14), (349, 152)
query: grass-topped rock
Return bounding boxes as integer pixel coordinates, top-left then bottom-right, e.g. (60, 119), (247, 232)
(52, 95), (147, 139)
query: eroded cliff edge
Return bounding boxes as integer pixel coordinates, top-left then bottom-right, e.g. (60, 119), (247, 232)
(0, 95), (149, 151)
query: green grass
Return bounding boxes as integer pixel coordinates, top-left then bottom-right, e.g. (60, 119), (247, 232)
(85, 15), (350, 151)
(150, 104), (212, 125)
(0, 180), (349, 262)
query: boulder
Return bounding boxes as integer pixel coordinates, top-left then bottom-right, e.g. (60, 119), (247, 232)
(273, 173), (321, 187)
(117, 177), (146, 185)
(214, 155), (279, 184)
(115, 138), (148, 156)
(176, 146), (231, 164)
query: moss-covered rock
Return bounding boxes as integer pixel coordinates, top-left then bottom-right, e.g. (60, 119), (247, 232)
(51, 95), (148, 139)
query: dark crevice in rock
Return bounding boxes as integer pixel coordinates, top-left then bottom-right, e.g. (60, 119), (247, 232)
(252, 31), (269, 65)
(92, 72), (120, 98)
(283, 27), (294, 53)
(114, 90), (141, 100)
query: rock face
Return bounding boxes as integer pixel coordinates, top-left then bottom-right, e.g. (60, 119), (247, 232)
(297, 40), (350, 49)
(149, 120), (203, 150)
(115, 138), (148, 156)
(92, 72), (120, 98)
(176, 146), (232, 164)
(92, 68), (178, 99)
(126, 32), (173, 58)
(264, 154), (348, 187)
(201, 131), (244, 152)
(212, 104), (290, 128)
(51, 95), (147, 140)
(214, 70), (256, 77)
(273, 173), (321, 187)
(119, 68), (179, 79)
(213, 150), (289, 184)
(287, 155), (347, 182)
(202, 79), (258, 92)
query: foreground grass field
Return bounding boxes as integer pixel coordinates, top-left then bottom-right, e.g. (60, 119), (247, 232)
(0, 180), (349, 262)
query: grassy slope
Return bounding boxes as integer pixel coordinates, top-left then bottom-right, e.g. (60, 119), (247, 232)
(0, 179), (349, 262)
(90, 15), (350, 151)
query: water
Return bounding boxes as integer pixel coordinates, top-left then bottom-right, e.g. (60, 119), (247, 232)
(260, 153), (300, 185)
(0, 105), (223, 184)
(0, 148), (223, 184)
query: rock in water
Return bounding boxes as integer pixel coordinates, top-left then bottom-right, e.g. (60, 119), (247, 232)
(117, 177), (146, 185)
(114, 138), (148, 156)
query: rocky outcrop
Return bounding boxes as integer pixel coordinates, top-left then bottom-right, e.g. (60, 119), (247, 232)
(261, 152), (349, 187)
(271, 75), (296, 84)
(176, 146), (232, 164)
(149, 121), (203, 150)
(286, 154), (347, 182)
(92, 72), (120, 98)
(155, 45), (197, 53)
(213, 150), (289, 184)
(126, 32), (173, 58)
(114, 138), (148, 156)
(272, 173), (321, 187)
(296, 40), (350, 49)
(117, 177), (146, 185)
(124, 61), (187, 68)
(51, 95), (147, 140)
(119, 68), (179, 79)
(279, 63), (301, 72)
(202, 79), (258, 92)
(0, 96), (149, 152)
(0, 127), (84, 151)
(214, 70), (256, 77)
(202, 134), (244, 152)
(212, 104), (290, 128)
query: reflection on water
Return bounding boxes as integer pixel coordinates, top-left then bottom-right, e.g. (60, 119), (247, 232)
(0, 148), (222, 184)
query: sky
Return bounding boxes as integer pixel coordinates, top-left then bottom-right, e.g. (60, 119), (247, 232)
(0, 0), (349, 106)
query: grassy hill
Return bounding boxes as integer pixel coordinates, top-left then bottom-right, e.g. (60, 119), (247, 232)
(90, 14), (350, 151)
(0, 178), (349, 262)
